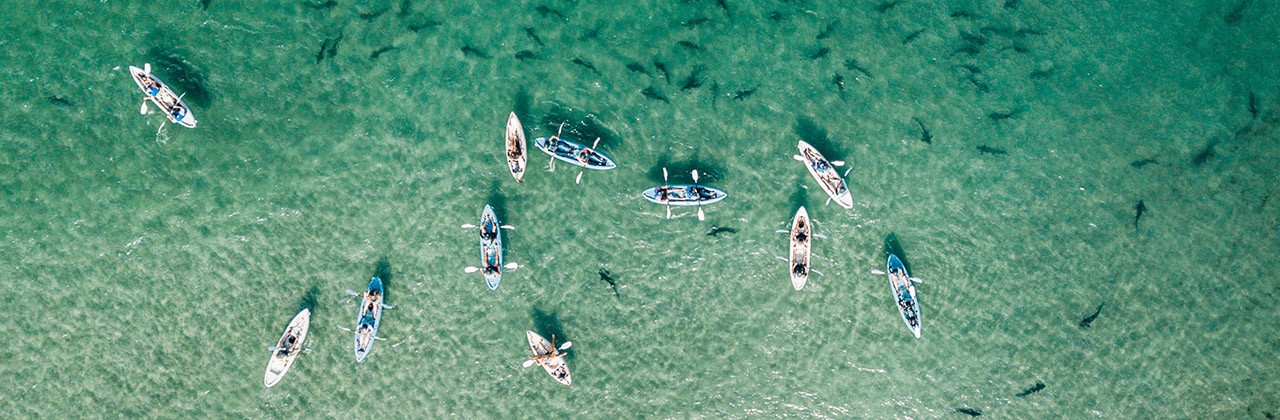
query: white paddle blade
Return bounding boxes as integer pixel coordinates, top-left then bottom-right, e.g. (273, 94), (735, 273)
(268, 346), (280, 352)
(793, 154), (805, 161)
(591, 137), (600, 148)
(666, 206), (671, 220)
(812, 269), (825, 277)
(346, 289), (359, 297)
(575, 171), (583, 184)
(504, 262), (519, 270)
(825, 196), (833, 206)
(523, 359), (536, 368)
(559, 341), (572, 350)
(140, 101), (148, 114)
(774, 256), (788, 262)
(831, 160), (845, 166)
(500, 225), (515, 230)
(464, 266), (479, 273)
(776, 229), (789, 234)
(843, 167), (853, 177)
(144, 63), (151, 73)
(662, 167), (669, 181)
(461, 224), (477, 229)
(382, 303), (395, 309)
(692, 169), (700, 183)
(911, 277), (924, 284)
(698, 208), (705, 221)
(870, 269), (886, 275)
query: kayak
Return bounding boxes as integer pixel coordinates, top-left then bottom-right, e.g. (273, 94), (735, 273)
(478, 204), (506, 290)
(264, 308), (310, 387)
(128, 64), (197, 128)
(796, 140), (852, 209)
(505, 112), (527, 183)
(354, 276), (387, 362)
(525, 331), (571, 386)
(789, 206), (811, 291)
(533, 135), (616, 170)
(887, 254), (922, 338)
(641, 184), (728, 206)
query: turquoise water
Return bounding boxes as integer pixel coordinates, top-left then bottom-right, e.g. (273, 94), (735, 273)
(2, 0), (1278, 417)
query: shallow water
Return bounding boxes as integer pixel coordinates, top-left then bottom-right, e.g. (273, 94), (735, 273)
(2, 0), (1278, 417)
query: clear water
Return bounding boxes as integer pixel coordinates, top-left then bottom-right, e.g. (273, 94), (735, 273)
(2, 0), (1278, 417)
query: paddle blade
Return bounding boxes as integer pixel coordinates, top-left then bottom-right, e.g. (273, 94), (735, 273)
(843, 167), (853, 177)
(698, 208), (705, 221)
(382, 303), (395, 309)
(559, 341), (572, 350)
(464, 266), (479, 273)
(870, 269), (886, 275)
(793, 154), (805, 161)
(504, 262), (519, 270)
(911, 277), (924, 284)
(662, 167), (669, 181)
(140, 102), (148, 114)
(692, 169), (700, 183)
(666, 205), (671, 220)
(591, 137), (600, 148)
(268, 346), (280, 352)
(144, 63), (151, 73)
(461, 224), (476, 229)
(500, 225), (515, 230)
(575, 171), (583, 184)
(345, 289), (359, 297)
(831, 160), (845, 166)
(523, 359), (536, 368)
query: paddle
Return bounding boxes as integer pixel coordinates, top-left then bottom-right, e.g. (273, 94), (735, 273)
(523, 359), (536, 368)
(461, 223), (476, 229)
(504, 262), (519, 270)
(575, 137), (600, 184)
(870, 269), (923, 283)
(692, 170), (705, 221)
(464, 266), (479, 273)
(662, 167), (671, 219)
(139, 63), (155, 114)
(501, 225), (515, 230)
(547, 122), (565, 172)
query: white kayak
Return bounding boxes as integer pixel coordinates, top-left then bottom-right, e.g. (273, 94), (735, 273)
(506, 112), (527, 183)
(887, 254), (922, 338)
(789, 206), (811, 291)
(128, 63), (197, 128)
(264, 308), (310, 387)
(525, 330), (571, 386)
(796, 140), (851, 209)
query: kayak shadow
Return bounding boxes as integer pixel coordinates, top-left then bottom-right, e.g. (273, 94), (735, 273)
(789, 178), (810, 210)
(374, 256), (393, 301)
(530, 308), (572, 361)
(145, 45), (212, 108)
(645, 153), (727, 185)
(795, 116), (847, 163)
(539, 102), (621, 151)
(883, 232), (913, 273)
(486, 180), (509, 223)
(297, 285), (320, 313)
(513, 87), (533, 121)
